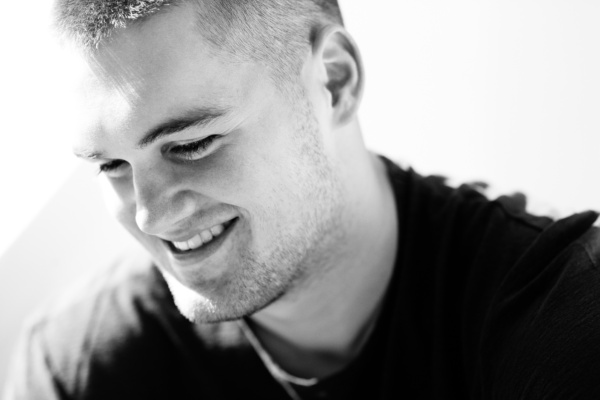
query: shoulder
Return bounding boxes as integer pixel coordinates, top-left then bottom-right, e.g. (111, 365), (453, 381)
(382, 156), (559, 278)
(480, 216), (600, 398)
(380, 156), (600, 397)
(382, 155), (553, 231)
(32, 252), (176, 353)
(10, 252), (196, 399)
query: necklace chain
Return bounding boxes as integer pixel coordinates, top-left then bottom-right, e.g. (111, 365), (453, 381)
(278, 378), (303, 400)
(238, 320), (315, 400)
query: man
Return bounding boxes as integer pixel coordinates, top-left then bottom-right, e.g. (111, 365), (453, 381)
(5, 1), (600, 399)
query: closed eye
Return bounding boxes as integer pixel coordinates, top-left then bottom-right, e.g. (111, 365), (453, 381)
(167, 134), (220, 161)
(97, 135), (221, 177)
(98, 159), (127, 175)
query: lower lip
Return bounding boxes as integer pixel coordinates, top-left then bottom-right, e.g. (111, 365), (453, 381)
(163, 218), (238, 265)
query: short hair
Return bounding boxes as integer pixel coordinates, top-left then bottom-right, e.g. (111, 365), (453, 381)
(53, 0), (344, 84)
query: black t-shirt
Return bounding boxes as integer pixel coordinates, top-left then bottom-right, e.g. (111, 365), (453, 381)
(6, 159), (600, 399)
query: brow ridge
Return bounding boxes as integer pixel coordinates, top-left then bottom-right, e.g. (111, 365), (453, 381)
(137, 107), (229, 149)
(73, 107), (229, 160)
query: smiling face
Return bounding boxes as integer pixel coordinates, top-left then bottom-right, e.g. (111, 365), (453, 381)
(73, 5), (348, 322)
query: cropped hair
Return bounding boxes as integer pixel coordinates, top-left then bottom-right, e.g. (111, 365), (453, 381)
(53, 0), (344, 84)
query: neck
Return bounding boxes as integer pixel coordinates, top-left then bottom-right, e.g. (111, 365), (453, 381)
(250, 125), (398, 378)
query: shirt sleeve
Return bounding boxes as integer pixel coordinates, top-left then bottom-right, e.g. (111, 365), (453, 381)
(3, 322), (70, 400)
(481, 224), (600, 399)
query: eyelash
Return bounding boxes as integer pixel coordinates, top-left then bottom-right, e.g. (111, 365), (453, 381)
(168, 135), (219, 160)
(97, 135), (220, 174)
(98, 160), (124, 174)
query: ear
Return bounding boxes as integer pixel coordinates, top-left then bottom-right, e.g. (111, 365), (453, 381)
(311, 25), (364, 127)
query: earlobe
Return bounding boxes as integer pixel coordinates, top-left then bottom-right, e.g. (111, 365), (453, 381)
(313, 25), (364, 126)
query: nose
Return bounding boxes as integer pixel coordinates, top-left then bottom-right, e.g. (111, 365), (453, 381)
(132, 164), (197, 236)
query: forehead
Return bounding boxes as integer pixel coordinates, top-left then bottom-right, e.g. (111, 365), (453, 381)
(74, 3), (268, 147)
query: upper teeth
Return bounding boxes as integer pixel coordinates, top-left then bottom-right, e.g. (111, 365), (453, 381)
(172, 223), (226, 251)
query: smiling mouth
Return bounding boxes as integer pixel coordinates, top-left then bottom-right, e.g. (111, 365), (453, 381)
(164, 218), (238, 255)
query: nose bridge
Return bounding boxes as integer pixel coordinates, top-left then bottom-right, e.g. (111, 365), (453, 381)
(132, 162), (194, 235)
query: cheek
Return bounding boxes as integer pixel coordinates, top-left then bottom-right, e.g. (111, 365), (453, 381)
(237, 141), (308, 222)
(191, 137), (302, 239)
(186, 142), (281, 208)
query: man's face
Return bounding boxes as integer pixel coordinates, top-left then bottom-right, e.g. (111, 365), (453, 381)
(73, 6), (347, 322)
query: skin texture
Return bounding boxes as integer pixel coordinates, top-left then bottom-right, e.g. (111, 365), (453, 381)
(73, 2), (398, 378)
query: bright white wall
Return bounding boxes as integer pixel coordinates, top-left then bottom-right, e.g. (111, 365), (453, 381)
(344, 1), (600, 214)
(1, 0), (599, 392)
(0, 1), (81, 257)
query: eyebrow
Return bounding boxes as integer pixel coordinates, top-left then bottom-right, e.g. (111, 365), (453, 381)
(73, 106), (229, 160)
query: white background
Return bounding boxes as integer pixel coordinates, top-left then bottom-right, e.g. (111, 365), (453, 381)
(1, 0), (599, 391)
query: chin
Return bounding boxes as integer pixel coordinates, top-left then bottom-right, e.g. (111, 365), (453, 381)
(159, 256), (299, 324)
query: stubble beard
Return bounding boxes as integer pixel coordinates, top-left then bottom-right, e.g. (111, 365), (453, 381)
(164, 174), (344, 325)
